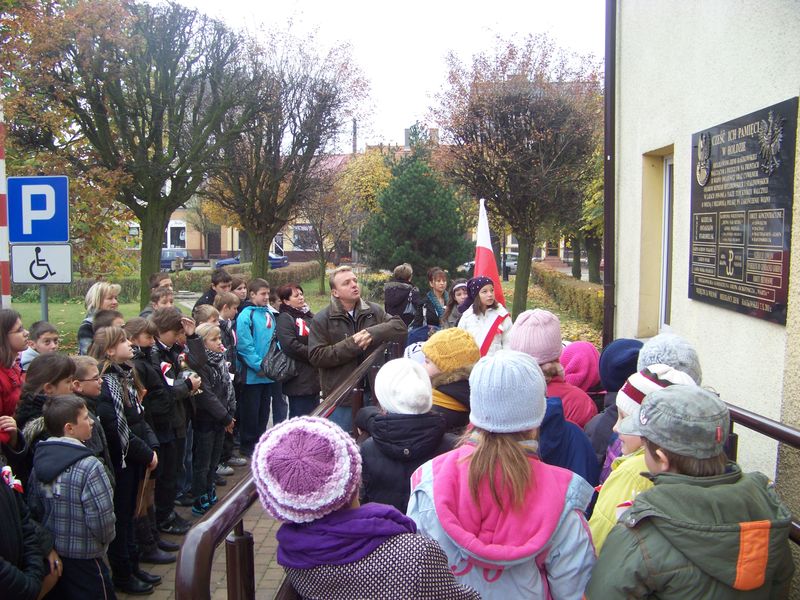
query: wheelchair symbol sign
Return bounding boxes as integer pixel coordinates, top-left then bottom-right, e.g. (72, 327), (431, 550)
(11, 244), (73, 284)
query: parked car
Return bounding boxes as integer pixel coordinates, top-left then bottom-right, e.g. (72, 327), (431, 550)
(215, 253), (289, 269)
(161, 248), (193, 271)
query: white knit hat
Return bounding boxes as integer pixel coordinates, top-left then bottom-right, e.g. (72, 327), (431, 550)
(637, 333), (702, 384)
(616, 363), (697, 417)
(374, 358), (433, 415)
(469, 350), (547, 433)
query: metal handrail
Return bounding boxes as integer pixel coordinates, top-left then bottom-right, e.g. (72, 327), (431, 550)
(174, 342), (397, 600)
(726, 401), (800, 546)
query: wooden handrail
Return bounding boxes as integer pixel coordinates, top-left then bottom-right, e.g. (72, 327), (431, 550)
(174, 342), (399, 600)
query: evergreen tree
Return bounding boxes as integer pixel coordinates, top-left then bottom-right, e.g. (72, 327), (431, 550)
(357, 158), (471, 281)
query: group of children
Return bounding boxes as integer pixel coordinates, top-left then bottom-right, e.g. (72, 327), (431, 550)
(0, 267), (307, 598)
(250, 306), (795, 598)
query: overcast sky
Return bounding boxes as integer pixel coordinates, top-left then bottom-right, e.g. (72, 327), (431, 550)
(178, 0), (606, 150)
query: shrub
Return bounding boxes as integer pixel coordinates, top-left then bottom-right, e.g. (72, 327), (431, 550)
(171, 261), (323, 292)
(530, 263), (603, 329)
(12, 277), (141, 303)
(358, 272), (391, 303)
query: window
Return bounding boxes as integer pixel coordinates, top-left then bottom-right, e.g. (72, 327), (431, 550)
(292, 224), (317, 251)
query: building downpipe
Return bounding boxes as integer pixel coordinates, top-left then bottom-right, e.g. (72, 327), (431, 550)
(602, 0), (617, 347)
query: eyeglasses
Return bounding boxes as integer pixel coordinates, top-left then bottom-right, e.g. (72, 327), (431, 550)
(78, 375), (102, 382)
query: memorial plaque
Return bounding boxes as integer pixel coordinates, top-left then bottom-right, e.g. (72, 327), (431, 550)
(689, 97), (798, 324)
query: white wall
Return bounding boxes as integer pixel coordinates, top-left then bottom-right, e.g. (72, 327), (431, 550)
(615, 0), (800, 476)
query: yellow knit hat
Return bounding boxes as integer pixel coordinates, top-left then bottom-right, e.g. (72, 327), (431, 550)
(422, 328), (480, 373)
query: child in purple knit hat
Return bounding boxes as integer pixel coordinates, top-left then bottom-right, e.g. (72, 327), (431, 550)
(251, 416), (479, 599)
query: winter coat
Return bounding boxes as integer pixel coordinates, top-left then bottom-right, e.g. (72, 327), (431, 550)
(77, 314), (94, 355)
(539, 396), (600, 487)
(75, 393), (115, 488)
(219, 318), (237, 374)
(96, 362), (155, 473)
(276, 305), (320, 398)
(384, 278), (422, 327)
(458, 305), (512, 356)
(0, 362), (24, 417)
(430, 370), (472, 432)
(28, 438), (115, 559)
(150, 337), (199, 437)
(278, 502), (480, 600)
(584, 391), (618, 467)
(131, 343), (178, 442)
(355, 407), (455, 512)
(408, 442), (596, 599)
(235, 304), (276, 385)
(192, 288), (217, 313)
(185, 347), (235, 432)
(588, 447), (652, 552)
(0, 468), (47, 600)
(308, 297), (407, 400)
(443, 306), (463, 329)
(586, 464), (795, 599)
(546, 376), (598, 428)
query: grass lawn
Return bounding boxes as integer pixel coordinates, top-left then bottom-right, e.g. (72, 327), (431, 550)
(12, 302), (142, 354)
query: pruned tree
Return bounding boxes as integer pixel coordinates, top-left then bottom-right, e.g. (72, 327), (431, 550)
(436, 34), (602, 317)
(3, 0), (266, 305)
(203, 34), (366, 278)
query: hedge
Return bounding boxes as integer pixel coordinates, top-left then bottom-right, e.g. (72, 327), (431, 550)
(11, 261), (323, 303)
(530, 262), (604, 329)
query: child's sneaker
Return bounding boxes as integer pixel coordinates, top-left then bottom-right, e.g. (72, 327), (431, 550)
(192, 494), (211, 516)
(208, 487), (218, 506)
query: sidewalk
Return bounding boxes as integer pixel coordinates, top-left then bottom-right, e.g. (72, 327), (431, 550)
(119, 463), (285, 600)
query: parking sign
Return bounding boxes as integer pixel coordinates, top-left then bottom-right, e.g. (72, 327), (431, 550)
(7, 176), (69, 243)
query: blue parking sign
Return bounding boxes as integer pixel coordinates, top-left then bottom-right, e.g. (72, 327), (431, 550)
(7, 176), (70, 243)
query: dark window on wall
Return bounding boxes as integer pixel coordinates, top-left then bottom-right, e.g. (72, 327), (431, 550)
(293, 224), (317, 251)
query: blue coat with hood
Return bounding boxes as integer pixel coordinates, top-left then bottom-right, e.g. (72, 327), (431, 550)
(235, 304), (276, 385)
(539, 397), (600, 487)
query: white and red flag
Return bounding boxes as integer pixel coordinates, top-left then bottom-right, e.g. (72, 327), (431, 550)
(473, 198), (505, 306)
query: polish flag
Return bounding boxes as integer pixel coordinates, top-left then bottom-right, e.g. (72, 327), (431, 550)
(473, 198), (505, 306)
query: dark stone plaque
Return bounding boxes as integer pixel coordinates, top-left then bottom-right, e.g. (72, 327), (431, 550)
(689, 97), (798, 325)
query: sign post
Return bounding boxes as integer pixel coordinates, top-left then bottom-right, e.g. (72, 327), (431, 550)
(6, 176), (71, 321)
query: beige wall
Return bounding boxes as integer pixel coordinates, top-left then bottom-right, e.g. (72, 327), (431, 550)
(615, 0), (800, 477)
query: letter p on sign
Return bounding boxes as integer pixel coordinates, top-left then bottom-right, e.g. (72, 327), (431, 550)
(6, 176), (70, 243)
(22, 185), (56, 234)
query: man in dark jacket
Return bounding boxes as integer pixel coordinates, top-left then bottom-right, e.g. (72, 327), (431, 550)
(309, 266), (407, 432)
(356, 358), (455, 512)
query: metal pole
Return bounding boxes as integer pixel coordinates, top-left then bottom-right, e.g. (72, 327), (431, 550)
(225, 520), (254, 600)
(40, 284), (48, 321)
(0, 106), (11, 309)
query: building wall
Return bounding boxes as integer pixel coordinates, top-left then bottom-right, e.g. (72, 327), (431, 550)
(615, 0), (800, 477)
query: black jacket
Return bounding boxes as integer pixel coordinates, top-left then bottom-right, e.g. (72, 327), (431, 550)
(131, 344), (183, 441)
(150, 338), (200, 438)
(276, 306), (320, 398)
(192, 288), (217, 314)
(96, 363), (155, 472)
(356, 407), (455, 513)
(0, 478), (46, 600)
(383, 279), (422, 327)
(185, 347), (234, 432)
(583, 391), (618, 467)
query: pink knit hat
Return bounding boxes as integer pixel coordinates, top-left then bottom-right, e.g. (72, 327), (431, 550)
(251, 417), (361, 523)
(561, 341), (601, 391)
(509, 309), (563, 364)
(616, 364), (697, 417)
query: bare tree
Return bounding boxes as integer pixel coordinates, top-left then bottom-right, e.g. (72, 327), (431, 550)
(436, 35), (601, 316)
(203, 35), (366, 278)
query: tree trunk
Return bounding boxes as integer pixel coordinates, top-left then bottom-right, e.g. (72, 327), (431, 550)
(571, 234), (582, 280)
(512, 236), (534, 319)
(139, 208), (170, 309)
(249, 232), (271, 280)
(586, 234), (602, 284)
(318, 257), (327, 295)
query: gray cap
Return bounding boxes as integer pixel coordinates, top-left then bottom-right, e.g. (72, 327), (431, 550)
(617, 406), (642, 436)
(639, 385), (729, 459)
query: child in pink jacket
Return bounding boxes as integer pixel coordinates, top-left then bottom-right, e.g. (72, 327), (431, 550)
(408, 350), (596, 599)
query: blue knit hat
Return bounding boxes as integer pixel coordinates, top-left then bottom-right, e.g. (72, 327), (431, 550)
(599, 338), (643, 392)
(469, 350), (547, 433)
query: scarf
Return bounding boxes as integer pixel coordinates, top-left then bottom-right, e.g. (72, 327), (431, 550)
(426, 290), (447, 318)
(101, 363), (137, 462)
(279, 303), (314, 320)
(276, 502), (417, 569)
(205, 348), (234, 405)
